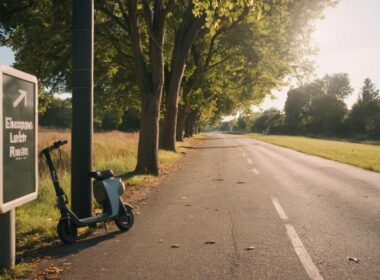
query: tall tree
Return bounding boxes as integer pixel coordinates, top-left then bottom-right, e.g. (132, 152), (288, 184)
(160, 1), (205, 150)
(347, 78), (380, 138)
(177, 0), (337, 139)
(1, 0), (173, 175)
(359, 78), (380, 103)
(284, 73), (352, 135)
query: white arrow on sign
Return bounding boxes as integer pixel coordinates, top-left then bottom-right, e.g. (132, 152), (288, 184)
(13, 89), (27, 108)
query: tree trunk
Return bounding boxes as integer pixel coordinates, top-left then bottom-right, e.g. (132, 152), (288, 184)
(127, 1), (165, 175)
(135, 92), (161, 175)
(184, 112), (191, 138)
(161, 3), (204, 151)
(176, 105), (186, 141)
(185, 110), (197, 138)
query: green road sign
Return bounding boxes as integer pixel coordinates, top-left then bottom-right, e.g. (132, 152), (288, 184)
(0, 65), (38, 213)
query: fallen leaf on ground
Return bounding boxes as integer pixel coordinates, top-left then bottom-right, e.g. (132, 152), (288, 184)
(244, 246), (255, 251)
(213, 178), (224, 181)
(171, 244), (180, 248)
(62, 262), (71, 266)
(347, 257), (360, 263)
(204, 241), (216, 244)
(44, 266), (63, 274)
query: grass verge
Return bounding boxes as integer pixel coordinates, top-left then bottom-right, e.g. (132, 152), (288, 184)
(244, 133), (380, 172)
(1, 130), (204, 280)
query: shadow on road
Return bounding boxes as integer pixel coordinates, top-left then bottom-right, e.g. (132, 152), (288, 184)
(182, 145), (241, 150)
(51, 231), (124, 259)
(38, 229), (126, 261)
(204, 136), (246, 140)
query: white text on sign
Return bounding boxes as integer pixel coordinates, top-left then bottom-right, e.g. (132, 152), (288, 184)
(5, 117), (33, 160)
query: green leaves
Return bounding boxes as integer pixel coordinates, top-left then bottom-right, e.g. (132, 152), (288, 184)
(284, 73), (352, 135)
(1, 0), (335, 129)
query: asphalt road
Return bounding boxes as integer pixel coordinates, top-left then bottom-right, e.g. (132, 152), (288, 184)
(53, 133), (380, 279)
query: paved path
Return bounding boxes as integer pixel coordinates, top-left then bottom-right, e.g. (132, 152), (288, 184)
(51, 133), (380, 279)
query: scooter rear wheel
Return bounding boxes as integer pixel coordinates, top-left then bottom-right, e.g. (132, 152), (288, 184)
(57, 219), (78, 244)
(114, 203), (134, 231)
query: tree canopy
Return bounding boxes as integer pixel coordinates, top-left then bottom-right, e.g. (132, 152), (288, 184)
(0, 0), (337, 174)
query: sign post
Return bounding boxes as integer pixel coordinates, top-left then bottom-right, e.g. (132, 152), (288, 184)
(0, 65), (38, 269)
(71, 0), (94, 218)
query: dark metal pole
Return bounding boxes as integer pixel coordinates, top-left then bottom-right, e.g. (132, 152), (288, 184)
(71, 0), (93, 218)
(0, 210), (15, 269)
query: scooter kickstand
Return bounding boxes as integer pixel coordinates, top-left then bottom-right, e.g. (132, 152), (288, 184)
(103, 221), (108, 233)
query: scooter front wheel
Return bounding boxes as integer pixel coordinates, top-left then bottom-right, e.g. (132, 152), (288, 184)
(57, 219), (78, 244)
(114, 203), (134, 231)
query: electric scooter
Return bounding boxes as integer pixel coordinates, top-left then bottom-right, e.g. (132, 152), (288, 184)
(40, 140), (134, 244)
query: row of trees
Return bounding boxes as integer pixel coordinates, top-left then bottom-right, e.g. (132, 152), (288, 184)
(39, 97), (141, 131)
(0, 0), (335, 175)
(232, 75), (380, 139)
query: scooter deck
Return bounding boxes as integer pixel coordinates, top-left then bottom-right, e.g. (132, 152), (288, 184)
(78, 213), (110, 225)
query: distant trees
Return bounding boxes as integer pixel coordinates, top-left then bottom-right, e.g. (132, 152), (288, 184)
(346, 78), (380, 138)
(252, 109), (284, 134)
(243, 76), (380, 140)
(283, 73), (352, 136)
(220, 121), (235, 132)
(219, 109), (284, 134)
(40, 98), (72, 129)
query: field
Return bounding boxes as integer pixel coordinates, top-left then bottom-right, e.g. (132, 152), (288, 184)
(245, 133), (380, 172)
(1, 130), (202, 279)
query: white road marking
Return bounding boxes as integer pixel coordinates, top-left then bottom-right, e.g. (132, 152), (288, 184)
(286, 224), (324, 280)
(242, 152), (246, 157)
(271, 197), (324, 280)
(271, 197), (288, 221)
(252, 168), (260, 175)
(247, 158), (252, 164)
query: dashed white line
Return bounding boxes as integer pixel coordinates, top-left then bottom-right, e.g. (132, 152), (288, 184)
(271, 197), (288, 221)
(271, 197), (324, 280)
(252, 168), (260, 175)
(246, 158), (252, 164)
(286, 224), (324, 280)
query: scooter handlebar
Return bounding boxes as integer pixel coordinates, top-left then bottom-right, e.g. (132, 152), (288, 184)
(53, 140), (68, 149)
(40, 140), (68, 155)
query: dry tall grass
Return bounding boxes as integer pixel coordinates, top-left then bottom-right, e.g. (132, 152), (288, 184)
(39, 130), (139, 174)
(17, 129), (191, 241)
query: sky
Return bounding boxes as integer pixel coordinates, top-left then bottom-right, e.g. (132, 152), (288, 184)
(1, 0), (380, 111)
(0, 46), (14, 66)
(256, 0), (380, 111)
